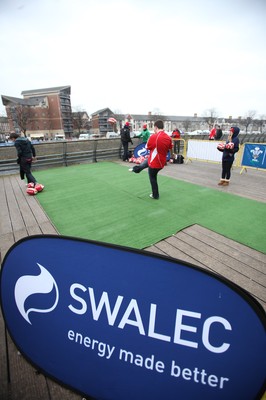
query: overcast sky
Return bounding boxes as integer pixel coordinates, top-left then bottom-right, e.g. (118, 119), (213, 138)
(0, 0), (265, 119)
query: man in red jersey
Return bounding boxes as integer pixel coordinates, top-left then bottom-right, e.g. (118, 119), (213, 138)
(129, 120), (172, 199)
(146, 120), (172, 199)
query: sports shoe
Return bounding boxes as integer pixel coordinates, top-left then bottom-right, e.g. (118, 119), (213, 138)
(149, 194), (159, 199)
(128, 168), (133, 172)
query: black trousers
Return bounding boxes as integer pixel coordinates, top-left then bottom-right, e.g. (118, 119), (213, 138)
(132, 158), (148, 173)
(19, 158), (37, 184)
(221, 158), (234, 180)
(173, 140), (180, 154)
(122, 141), (129, 161)
(148, 167), (161, 199)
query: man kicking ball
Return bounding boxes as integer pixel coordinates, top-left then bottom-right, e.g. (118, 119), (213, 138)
(129, 120), (172, 199)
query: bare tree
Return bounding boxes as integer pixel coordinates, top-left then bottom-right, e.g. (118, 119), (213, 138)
(242, 110), (256, 133)
(149, 109), (166, 124)
(253, 115), (266, 133)
(182, 119), (192, 133)
(72, 110), (90, 136)
(202, 108), (219, 128)
(113, 109), (122, 114)
(11, 105), (32, 137)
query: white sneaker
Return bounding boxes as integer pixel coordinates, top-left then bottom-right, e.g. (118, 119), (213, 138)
(149, 194), (159, 199)
(128, 168), (133, 172)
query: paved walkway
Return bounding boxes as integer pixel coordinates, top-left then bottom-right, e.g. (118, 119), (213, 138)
(0, 161), (265, 400)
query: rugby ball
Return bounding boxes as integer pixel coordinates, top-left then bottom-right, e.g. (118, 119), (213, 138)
(26, 187), (38, 196)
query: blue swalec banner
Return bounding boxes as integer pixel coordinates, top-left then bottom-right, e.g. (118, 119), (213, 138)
(134, 142), (171, 161)
(0, 235), (266, 400)
(134, 142), (149, 158)
(241, 143), (266, 169)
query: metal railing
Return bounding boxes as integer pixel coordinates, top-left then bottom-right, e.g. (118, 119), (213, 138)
(1, 134), (265, 175)
(0, 138), (128, 174)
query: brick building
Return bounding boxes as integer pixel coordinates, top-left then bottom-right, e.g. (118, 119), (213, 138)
(0, 116), (9, 141)
(90, 108), (115, 136)
(1, 86), (73, 140)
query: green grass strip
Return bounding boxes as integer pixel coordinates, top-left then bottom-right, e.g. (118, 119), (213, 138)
(35, 162), (266, 253)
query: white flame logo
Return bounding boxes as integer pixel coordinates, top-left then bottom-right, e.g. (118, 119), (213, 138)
(137, 147), (148, 157)
(14, 263), (59, 324)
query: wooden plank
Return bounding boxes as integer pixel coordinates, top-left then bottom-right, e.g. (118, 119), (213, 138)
(40, 221), (58, 235)
(16, 177), (50, 225)
(0, 177), (12, 235)
(169, 232), (266, 303)
(145, 231), (266, 310)
(186, 225), (266, 264)
(46, 378), (83, 400)
(0, 308), (9, 400)
(3, 177), (25, 233)
(27, 225), (42, 236)
(0, 232), (14, 262)
(175, 230), (266, 285)
(10, 177), (40, 230)
(148, 240), (207, 269)
(6, 335), (50, 400)
(13, 228), (28, 243)
(144, 245), (166, 256)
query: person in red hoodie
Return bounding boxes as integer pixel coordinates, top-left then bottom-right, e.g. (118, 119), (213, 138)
(146, 120), (172, 199)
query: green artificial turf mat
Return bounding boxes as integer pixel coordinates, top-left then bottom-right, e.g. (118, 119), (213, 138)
(35, 162), (266, 253)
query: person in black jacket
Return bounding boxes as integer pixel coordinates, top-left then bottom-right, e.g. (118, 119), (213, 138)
(9, 132), (38, 185)
(215, 125), (223, 140)
(120, 122), (133, 161)
(217, 126), (240, 186)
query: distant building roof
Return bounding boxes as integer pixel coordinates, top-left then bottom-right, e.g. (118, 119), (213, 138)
(114, 113), (203, 122)
(21, 85), (71, 96)
(72, 111), (89, 119)
(1, 94), (47, 107)
(91, 108), (113, 116)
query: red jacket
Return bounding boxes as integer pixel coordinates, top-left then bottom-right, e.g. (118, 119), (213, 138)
(209, 128), (216, 139)
(172, 130), (180, 139)
(146, 131), (172, 169)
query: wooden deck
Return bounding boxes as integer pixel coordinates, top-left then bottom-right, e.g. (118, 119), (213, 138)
(0, 161), (266, 399)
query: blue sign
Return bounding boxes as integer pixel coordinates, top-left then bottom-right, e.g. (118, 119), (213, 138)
(134, 142), (149, 158)
(1, 236), (266, 400)
(241, 143), (266, 169)
(134, 142), (171, 161)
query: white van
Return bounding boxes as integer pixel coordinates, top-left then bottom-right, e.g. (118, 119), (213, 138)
(106, 132), (119, 138)
(55, 134), (65, 140)
(79, 133), (90, 140)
